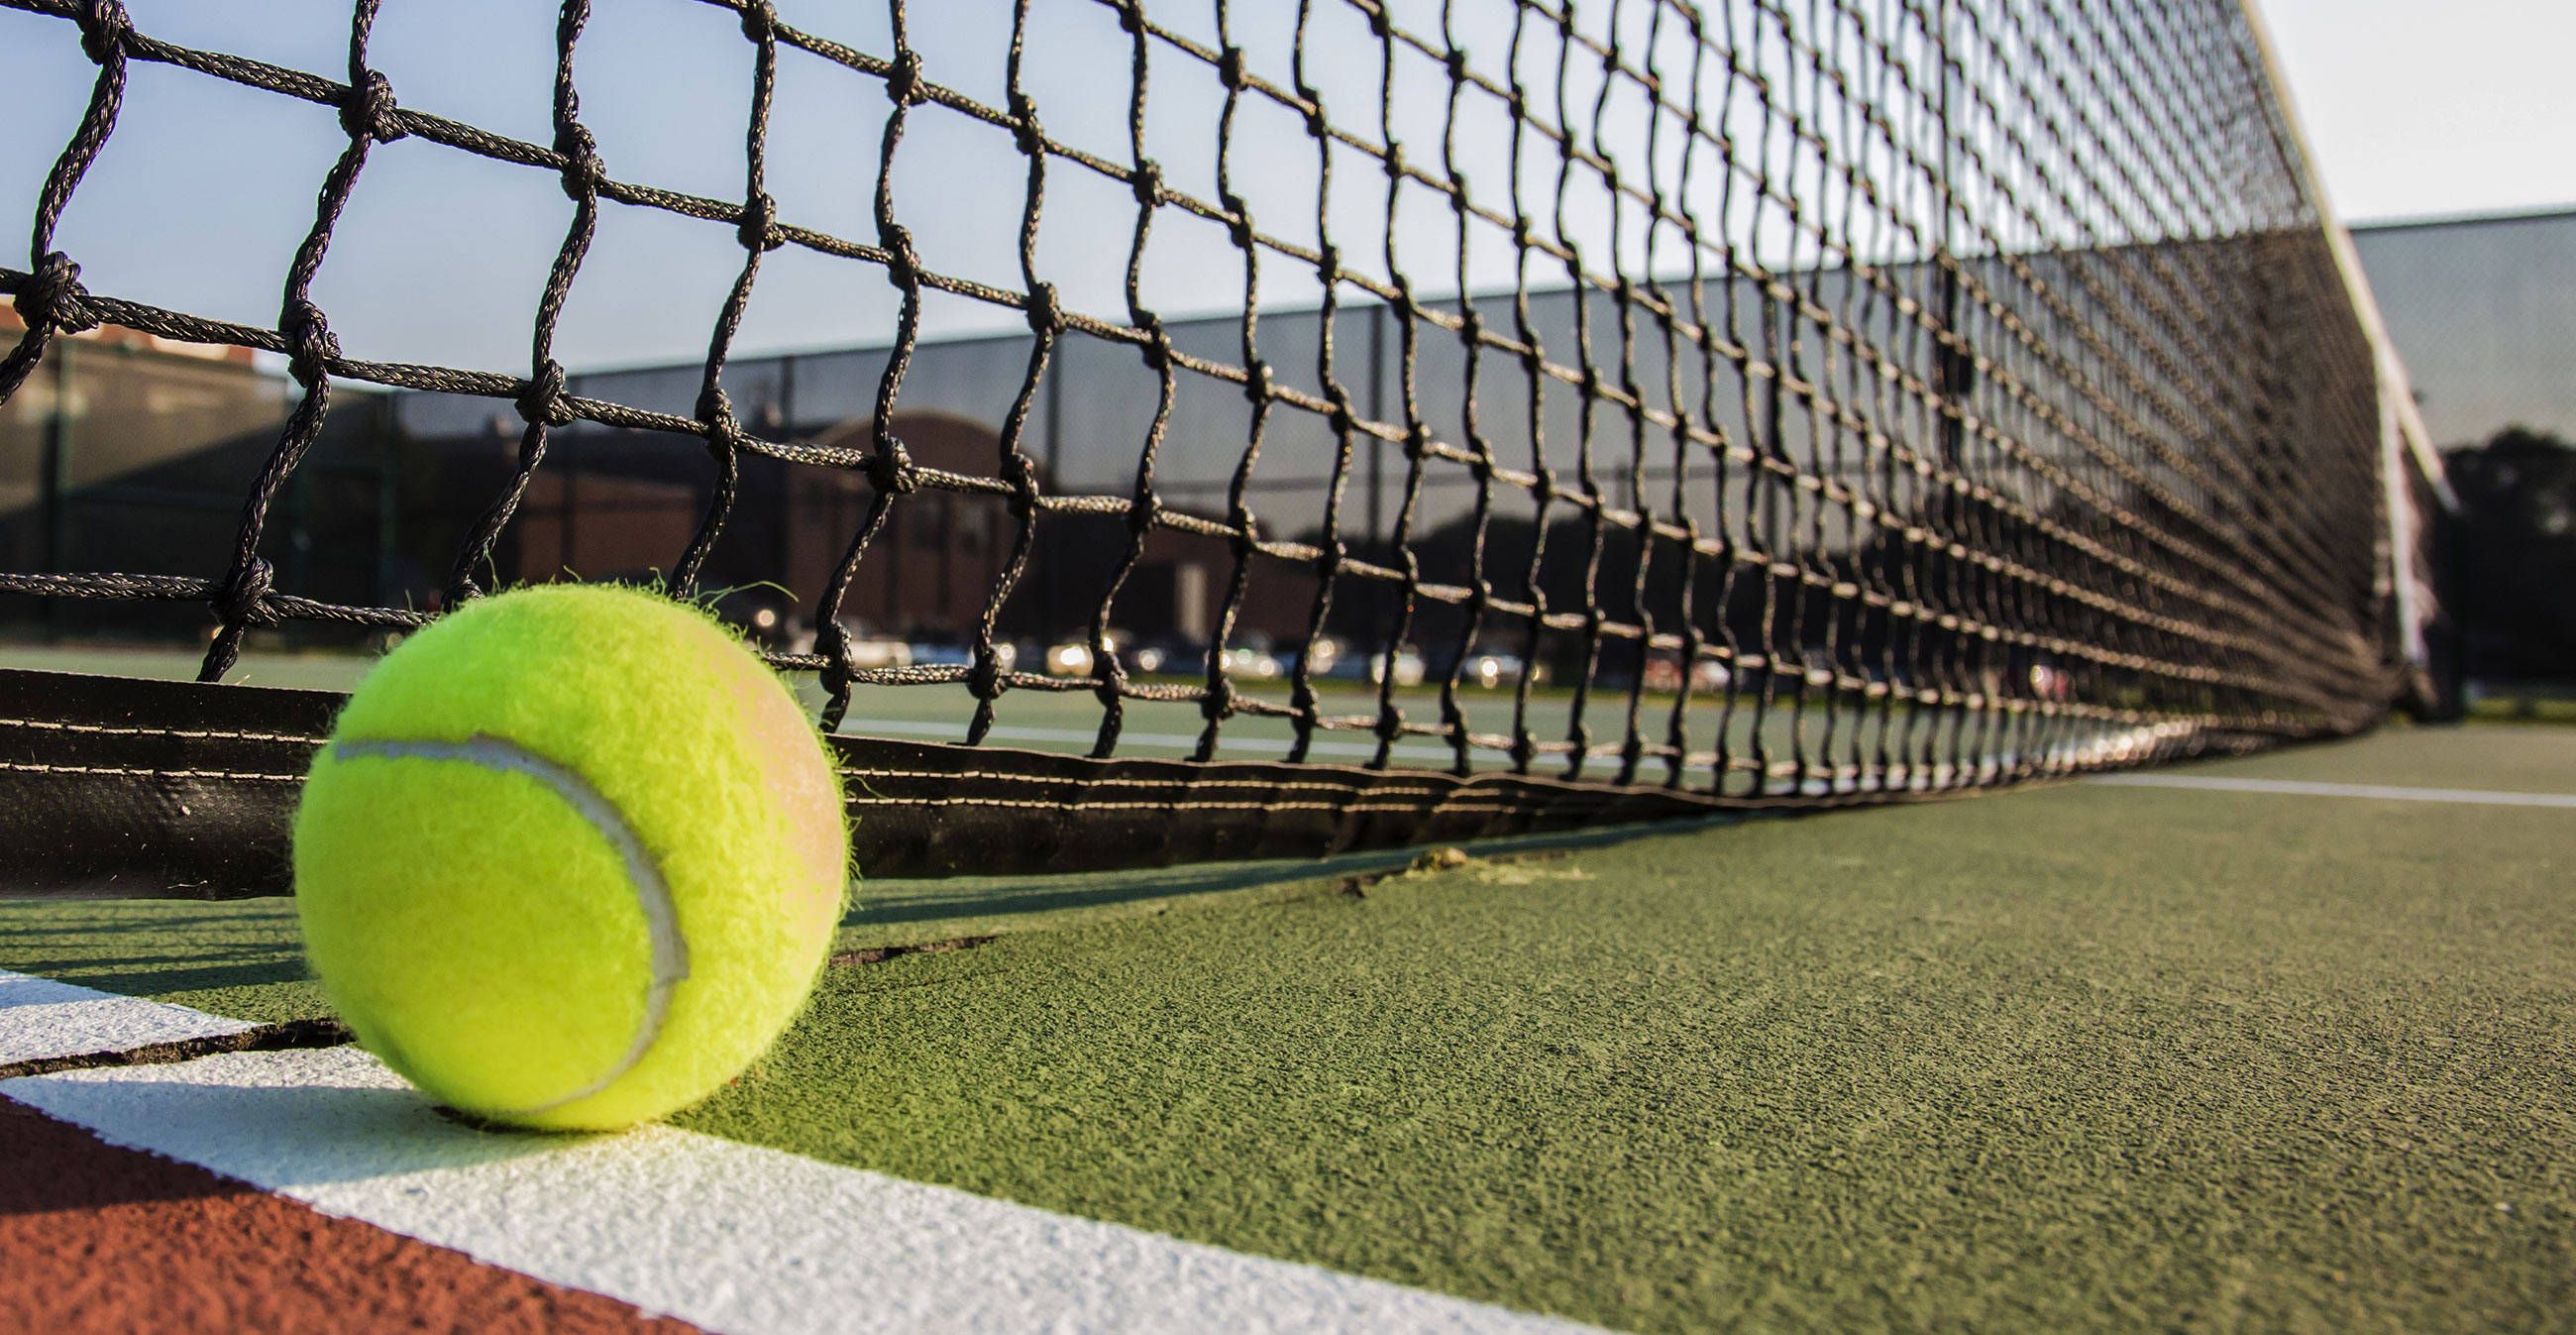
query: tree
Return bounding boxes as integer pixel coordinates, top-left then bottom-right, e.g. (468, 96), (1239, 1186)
(2440, 426), (2576, 682)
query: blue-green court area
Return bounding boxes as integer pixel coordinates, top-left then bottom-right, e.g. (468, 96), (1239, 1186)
(1, 722), (2568, 1332)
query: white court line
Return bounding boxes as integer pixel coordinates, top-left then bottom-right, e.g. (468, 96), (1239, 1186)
(0, 976), (1596, 1335)
(0, 970), (253, 1065)
(2090, 773), (2576, 809)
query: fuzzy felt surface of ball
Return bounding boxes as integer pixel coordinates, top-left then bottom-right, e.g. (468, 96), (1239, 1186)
(292, 584), (849, 1131)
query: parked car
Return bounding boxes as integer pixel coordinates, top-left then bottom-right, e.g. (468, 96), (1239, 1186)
(1292, 635), (1345, 678)
(841, 634), (912, 670)
(1458, 650), (1546, 689)
(909, 638), (1018, 674)
(780, 619), (910, 669)
(1042, 631), (1131, 679)
(1369, 645), (1427, 687)
(1642, 656), (1730, 693)
(1042, 639), (1095, 678)
(1127, 636), (1206, 678)
(1316, 640), (1424, 687)
(1221, 635), (1285, 681)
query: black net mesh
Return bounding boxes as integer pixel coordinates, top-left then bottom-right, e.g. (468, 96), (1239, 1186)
(1, 0), (2435, 810)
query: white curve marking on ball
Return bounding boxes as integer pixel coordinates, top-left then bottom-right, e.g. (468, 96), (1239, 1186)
(331, 735), (690, 1115)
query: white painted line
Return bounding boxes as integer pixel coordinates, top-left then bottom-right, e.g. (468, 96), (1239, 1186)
(0, 971), (254, 1065)
(4, 1044), (1599, 1335)
(2090, 773), (2576, 809)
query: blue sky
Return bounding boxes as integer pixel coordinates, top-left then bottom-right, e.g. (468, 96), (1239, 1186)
(2263, 0), (2575, 224)
(4, 0), (2568, 377)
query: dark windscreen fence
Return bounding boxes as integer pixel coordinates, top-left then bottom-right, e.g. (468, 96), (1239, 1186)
(0, 0), (2446, 864)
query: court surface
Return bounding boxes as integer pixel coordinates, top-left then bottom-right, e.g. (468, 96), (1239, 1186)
(0, 712), (2567, 1332)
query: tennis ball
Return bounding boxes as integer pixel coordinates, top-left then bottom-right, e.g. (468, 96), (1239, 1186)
(293, 584), (849, 1132)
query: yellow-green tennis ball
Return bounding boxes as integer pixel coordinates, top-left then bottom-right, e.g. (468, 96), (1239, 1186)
(292, 584), (848, 1132)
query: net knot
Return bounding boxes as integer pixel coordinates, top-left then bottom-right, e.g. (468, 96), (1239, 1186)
(75, 0), (130, 65)
(280, 299), (339, 384)
(20, 253), (99, 335)
(340, 69), (407, 144)
(1004, 451), (1045, 512)
(1217, 46), (1246, 90)
(1446, 48), (1469, 80)
(736, 0), (777, 42)
(1129, 160), (1162, 207)
(1241, 361), (1271, 403)
(866, 444), (918, 496)
(554, 123), (605, 200)
(516, 359), (574, 426)
(1381, 139), (1405, 178)
(1219, 191), (1253, 245)
(1125, 487), (1161, 536)
(878, 221), (918, 283)
(1133, 314), (1170, 370)
(213, 557), (277, 629)
(1326, 392), (1356, 435)
(1022, 279), (1061, 333)
(813, 618), (858, 697)
(737, 189), (781, 252)
(884, 50), (924, 105)
(1010, 99), (1045, 156)
(1201, 676), (1236, 722)
(1376, 701), (1404, 742)
(966, 648), (1006, 702)
(696, 385), (739, 441)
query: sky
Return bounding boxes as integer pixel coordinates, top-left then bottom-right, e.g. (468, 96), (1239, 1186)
(2260, 0), (2576, 224)
(2, 0), (2569, 376)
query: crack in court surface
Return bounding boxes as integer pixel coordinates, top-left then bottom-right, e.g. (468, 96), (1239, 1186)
(0, 1016), (353, 1082)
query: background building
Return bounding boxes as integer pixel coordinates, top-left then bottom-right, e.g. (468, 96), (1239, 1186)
(2350, 207), (2576, 449)
(4, 212), (2556, 674)
(2353, 207), (2576, 692)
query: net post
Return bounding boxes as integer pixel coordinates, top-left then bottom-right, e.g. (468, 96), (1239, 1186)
(2236, 0), (2458, 704)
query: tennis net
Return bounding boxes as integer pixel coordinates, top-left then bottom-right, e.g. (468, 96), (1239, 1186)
(0, 0), (2448, 886)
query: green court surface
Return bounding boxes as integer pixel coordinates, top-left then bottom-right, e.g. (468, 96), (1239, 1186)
(1, 723), (2568, 1331)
